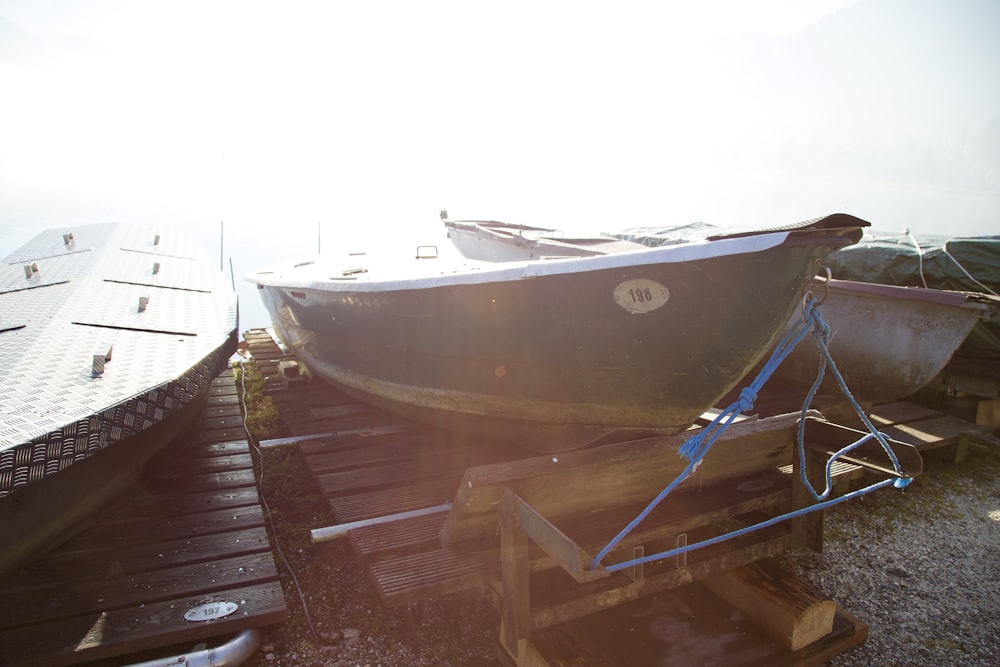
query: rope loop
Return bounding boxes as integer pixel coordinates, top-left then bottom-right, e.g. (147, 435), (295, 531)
(590, 288), (914, 571)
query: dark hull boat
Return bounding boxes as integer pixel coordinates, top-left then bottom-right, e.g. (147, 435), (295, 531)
(250, 215), (865, 452)
(0, 223), (238, 574)
(452, 218), (999, 403)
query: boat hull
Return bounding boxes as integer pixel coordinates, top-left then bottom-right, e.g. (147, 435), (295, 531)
(0, 338), (233, 573)
(0, 223), (238, 573)
(776, 280), (997, 401)
(255, 230), (858, 451)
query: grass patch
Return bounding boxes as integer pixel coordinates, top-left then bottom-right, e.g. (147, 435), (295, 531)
(233, 361), (282, 441)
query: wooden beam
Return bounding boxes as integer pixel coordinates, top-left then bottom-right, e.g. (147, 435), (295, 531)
(500, 488), (532, 656)
(703, 558), (836, 651)
(441, 411), (818, 546)
(504, 488), (609, 584)
(529, 534), (791, 631)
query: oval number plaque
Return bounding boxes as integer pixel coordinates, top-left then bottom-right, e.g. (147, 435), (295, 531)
(184, 601), (239, 622)
(613, 279), (670, 314)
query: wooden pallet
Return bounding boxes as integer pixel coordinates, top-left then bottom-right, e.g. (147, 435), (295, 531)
(0, 373), (287, 667)
(867, 400), (995, 463)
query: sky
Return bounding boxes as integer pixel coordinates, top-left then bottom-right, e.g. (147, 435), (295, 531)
(1, 0), (998, 330)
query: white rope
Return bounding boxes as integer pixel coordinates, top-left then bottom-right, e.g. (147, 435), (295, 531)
(943, 240), (999, 296)
(903, 228), (928, 288)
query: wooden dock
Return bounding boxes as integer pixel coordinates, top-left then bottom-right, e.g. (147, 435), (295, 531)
(0, 372), (287, 666)
(244, 328), (966, 666)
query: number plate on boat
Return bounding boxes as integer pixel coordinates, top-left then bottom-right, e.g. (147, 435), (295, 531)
(614, 279), (670, 313)
(184, 601), (239, 622)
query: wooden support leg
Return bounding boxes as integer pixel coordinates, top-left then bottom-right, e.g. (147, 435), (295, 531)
(976, 398), (1000, 430)
(500, 487), (541, 665)
(791, 442), (825, 552)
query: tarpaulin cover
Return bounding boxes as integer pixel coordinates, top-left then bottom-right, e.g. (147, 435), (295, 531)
(825, 231), (1000, 357)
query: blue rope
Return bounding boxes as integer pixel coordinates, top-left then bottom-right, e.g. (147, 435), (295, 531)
(604, 477), (897, 572)
(590, 294), (913, 571)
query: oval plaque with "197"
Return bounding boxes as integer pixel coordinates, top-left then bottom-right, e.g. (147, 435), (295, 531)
(613, 279), (670, 313)
(184, 601), (239, 622)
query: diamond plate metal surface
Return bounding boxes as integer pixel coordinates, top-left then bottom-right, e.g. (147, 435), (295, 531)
(0, 222), (238, 497)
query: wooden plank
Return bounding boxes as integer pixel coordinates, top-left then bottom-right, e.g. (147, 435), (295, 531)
(199, 413), (247, 432)
(315, 443), (507, 495)
(349, 512), (446, 561)
(137, 468), (258, 496)
(200, 403), (245, 420)
(26, 527), (273, 582)
(703, 558), (836, 651)
(0, 552), (278, 628)
(882, 415), (987, 452)
(0, 581), (286, 667)
(329, 478), (459, 523)
(867, 401), (940, 427)
(205, 393), (240, 408)
(110, 485), (262, 519)
(149, 452), (254, 480)
(527, 532), (792, 631)
(359, 476), (794, 605)
(521, 581), (867, 667)
(184, 439), (253, 459)
(302, 429), (484, 474)
(53, 505), (267, 556)
(197, 425), (250, 445)
(441, 411), (811, 546)
(366, 549), (498, 606)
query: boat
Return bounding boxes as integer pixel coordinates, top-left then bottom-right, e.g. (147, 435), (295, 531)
(0, 223), (238, 574)
(775, 278), (997, 401)
(463, 219), (998, 402)
(444, 217), (646, 261)
(248, 214), (866, 453)
(824, 230), (1000, 358)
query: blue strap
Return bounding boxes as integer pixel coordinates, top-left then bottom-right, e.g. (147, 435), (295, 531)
(590, 294), (913, 571)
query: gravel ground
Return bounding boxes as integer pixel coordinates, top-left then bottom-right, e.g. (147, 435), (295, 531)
(241, 437), (1000, 667)
(781, 443), (1000, 667)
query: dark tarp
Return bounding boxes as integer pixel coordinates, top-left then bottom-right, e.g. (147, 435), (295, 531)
(825, 231), (1000, 357)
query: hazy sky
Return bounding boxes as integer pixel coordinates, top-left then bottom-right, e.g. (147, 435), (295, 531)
(1, 0), (997, 329)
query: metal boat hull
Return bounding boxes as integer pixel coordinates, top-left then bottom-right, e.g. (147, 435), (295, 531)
(252, 219), (863, 451)
(775, 279), (997, 401)
(0, 223), (238, 573)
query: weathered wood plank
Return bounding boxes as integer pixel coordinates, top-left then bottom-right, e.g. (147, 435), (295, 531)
(703, 558), (836, 651)
(205, 393), (240, 407)
(197, 425), (250, 445)
(367, 549), (497, 606)
(0, 553), (278, 629)
(527, 533), (792, 632)
(150, 452), (254, 480)
(111, 485), (261, 519)
(882, 415), (987, 451)
(329, 478), (459, 523)
(360, 475), (794, 605)
(52, 505), (267, 557)
(441, 412), (811, 545)
(26, 527), (273, 583)
(0, 581), (286, 667)
(867, 401), (940, 427)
